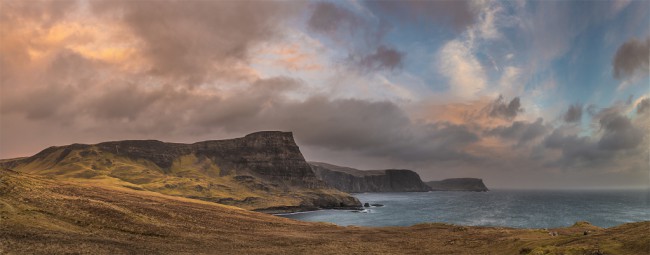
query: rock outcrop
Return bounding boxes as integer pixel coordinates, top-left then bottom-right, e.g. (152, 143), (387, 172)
(425, 178), (489, 192)
(0, 131), (361, 211)
(309, 162), (430, 192)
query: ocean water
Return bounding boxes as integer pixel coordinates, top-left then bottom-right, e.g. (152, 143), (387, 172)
(279, 190), (650, 228)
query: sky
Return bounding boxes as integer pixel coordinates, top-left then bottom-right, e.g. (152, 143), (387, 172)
(1, 0), (649, 189)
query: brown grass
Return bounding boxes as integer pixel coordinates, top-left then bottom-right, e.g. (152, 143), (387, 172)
(3, 147), (353, 210)
(1, 169), (648, 255)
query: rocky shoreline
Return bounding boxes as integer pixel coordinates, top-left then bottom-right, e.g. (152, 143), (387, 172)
(255, 205), (365, 214)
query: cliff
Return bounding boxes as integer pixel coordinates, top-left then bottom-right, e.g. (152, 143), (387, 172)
(309, 162), (430, 192)
(0, 131), (361, 211)
(425, 178), (489, 192)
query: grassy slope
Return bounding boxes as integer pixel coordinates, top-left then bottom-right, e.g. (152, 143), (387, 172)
(1, 169), (648, 255)
(3, 146), (351, 210)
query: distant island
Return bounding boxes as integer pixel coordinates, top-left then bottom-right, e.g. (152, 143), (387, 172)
(426, 178), (489, 192)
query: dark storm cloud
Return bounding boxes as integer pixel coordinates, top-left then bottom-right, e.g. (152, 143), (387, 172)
(563, 104), (583, 123)
(366, 0), (477, 32)
(543, 106), (646, 168)
(89, 85), (165, 121)
(597, 111), (644, 150)
(91, 0), (302, 85)
(8, 84), (75, 120)
(612, 37), (650, 80)
(487, 96), (522, 120)
(190, 77), (303, 130)
(352, 45), (405, 72)
(487, 118), (549, 146)
(543, 128), (609, 164)
(86, 76), (302, 134)
(308, 1), (403, 73)
(308, 2), (361, 37)
(637, 98), (650, 114)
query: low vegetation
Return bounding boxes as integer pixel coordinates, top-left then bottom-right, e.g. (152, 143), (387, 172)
(1, 169), (648, 254)
(0, 145), (353, 210)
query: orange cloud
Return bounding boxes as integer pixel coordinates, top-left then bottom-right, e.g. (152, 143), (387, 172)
(255, 42), (324, 71)
(416, 97), (513, 128)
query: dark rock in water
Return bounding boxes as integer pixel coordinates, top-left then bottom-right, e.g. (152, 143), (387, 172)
(309, 162), (431, 192)
(364, 203), (370, 207)
(425, 178), (489, 192)
(371, 203), (384, 207)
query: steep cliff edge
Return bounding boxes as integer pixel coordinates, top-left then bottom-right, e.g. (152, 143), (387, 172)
(0, 131), (360, 211)
(309, 162), (430, 192)
(425, 178), (489, 192)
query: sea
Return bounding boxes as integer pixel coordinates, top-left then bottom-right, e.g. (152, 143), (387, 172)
(279, 190), (650, 228)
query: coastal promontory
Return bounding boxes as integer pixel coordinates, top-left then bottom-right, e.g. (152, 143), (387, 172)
(0, 131), (361, 211)
(309, 162), (430, 192)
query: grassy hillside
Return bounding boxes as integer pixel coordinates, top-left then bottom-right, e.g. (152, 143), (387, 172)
(1, 169), (648, 255)
(0, 144), (356, 211)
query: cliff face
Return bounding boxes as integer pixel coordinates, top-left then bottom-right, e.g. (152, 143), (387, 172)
(94, 132), (323, 188)
(425, 178), (489, 192)
(0, 131), (360, 211)
(309, 162), (430, 192)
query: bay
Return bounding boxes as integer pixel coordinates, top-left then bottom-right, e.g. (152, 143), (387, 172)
(279, 190), (650, 228)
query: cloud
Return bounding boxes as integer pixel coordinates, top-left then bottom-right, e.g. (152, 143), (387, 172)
(366, 0), (478, 32)
(563, 104), (583, 123)
(487, 95), (522, 120)
(307, 1), (402, 73)
(487, 118), (549, 146)
(351, 45), (404, 72)
(612, 37), (650, 80)
(1, 49), (97, 121)
(597, 111), (644, 150)
(0, 1), (82, 80)
(308, 2), (361, 37)
(637, 98), (650, 114)
(90, 0), (302, 85)
(543, 128), (609, 164)
(88, 84), (165, 121)
(543, 106), (646, 168)
(437, 39), (487, 98)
